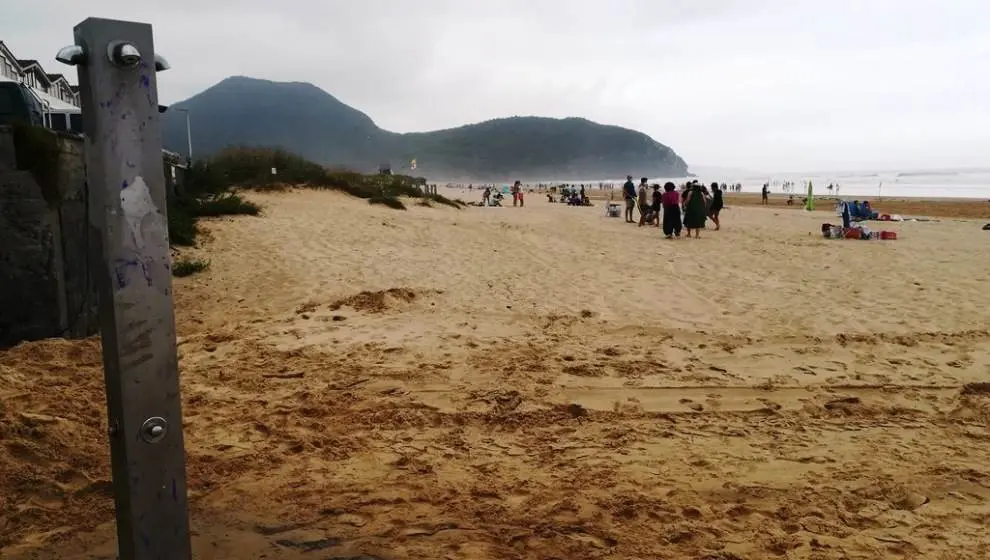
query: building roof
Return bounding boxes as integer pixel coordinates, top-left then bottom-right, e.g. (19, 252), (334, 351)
(4, 42), (79, 106)
(29, 87), (80, 112)
(0, 41), (18, 63)
(17, 61), (51, 84)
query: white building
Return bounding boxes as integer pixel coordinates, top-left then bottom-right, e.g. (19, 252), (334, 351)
(1, 40), (82, 132)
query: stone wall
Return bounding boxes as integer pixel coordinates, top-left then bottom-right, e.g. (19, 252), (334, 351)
(1, 126), (188, 348)
(0, 125), (99, 347)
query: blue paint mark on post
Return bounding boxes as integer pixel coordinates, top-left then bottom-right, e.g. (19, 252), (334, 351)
(113, 257), (155, 288)
(140, 74), (150, 89)
(122, 179), (129, 189)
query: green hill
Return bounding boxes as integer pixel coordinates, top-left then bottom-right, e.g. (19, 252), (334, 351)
(162, 76), (687, 181)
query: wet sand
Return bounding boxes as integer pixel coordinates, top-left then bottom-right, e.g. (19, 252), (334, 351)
(723, 192), (990, 220)
(3, 188), (990, 559)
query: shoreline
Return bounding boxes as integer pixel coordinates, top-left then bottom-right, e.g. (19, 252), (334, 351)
(722, 192), (990, 220)
(510, 187), (990, 220)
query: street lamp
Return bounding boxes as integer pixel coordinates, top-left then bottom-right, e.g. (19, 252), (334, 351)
(173, 107), (192, 162)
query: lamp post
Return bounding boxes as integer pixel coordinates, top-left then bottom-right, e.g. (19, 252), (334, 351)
(174, 107), (192, 162)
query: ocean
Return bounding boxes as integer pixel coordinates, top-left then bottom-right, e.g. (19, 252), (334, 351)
(577, 170), (990, 200)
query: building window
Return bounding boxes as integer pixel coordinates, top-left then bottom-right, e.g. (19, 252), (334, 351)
(50, 113), (68, 132)
(2, 61), (17, 79)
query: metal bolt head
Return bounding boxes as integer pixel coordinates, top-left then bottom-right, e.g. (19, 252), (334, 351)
(141, 416), (168, 443)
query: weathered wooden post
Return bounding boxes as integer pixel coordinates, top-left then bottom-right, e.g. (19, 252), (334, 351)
(56, 18), (192, 560)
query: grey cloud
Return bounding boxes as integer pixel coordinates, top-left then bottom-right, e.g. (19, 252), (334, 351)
(4, 0), (988, 170)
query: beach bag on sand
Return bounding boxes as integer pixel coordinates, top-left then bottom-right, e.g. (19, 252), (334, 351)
(844, 228), (862, 240)
(983, 223), (990, 231)
(880, 231), (897, 240)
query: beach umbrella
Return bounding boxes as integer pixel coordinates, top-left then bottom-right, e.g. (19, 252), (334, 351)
(805, 181), (815, 211)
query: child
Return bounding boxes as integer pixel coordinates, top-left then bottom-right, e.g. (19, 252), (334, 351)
(651, 184), (662, 227)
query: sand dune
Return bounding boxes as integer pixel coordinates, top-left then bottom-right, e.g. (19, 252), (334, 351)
(3, 188), (990, 558)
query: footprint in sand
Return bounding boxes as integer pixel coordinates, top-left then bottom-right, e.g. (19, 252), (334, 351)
(679, 398), (704, 411)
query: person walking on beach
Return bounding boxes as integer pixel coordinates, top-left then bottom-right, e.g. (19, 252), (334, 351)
(651, 184), (662, 227)
(623, 175), (636, 223)
(761, 183), (770, 205)
(514, 180), (525, 207)
(661, 182), (682, 238)
(708, 182), (724, 231)
(637, 178), (649, 226)
(683, 182), (709, 238)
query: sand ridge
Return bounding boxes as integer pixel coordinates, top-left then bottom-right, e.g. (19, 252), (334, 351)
(3, 187), (990, 558)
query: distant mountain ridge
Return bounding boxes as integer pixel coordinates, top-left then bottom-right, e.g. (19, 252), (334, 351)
(162, 76), (688, 181)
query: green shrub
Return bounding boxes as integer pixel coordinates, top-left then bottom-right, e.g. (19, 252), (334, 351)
(194, 193), (261, 217)
(183, 159), (228, 196)
(208, 147), (328, 186)
(368, 194), (406, 210)
(426, 193), (465, 209)
(172, 257), (210, 277)
(164, 148), (455, 248)
(167, 200), (199, 246)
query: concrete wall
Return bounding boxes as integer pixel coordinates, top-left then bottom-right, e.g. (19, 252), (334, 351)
(0, 125), (99, 347)
(1, 125), (188, 347)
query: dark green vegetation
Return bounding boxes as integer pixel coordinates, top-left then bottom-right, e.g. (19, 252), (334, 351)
(162, 76), (688, 181)
(166, 160), (262, 249)
(167, 147), (462, 256)
(200, 147), (463, 208)
(171, 257), (210, 277)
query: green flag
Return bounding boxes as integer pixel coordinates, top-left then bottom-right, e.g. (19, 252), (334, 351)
(805, 181), (815, 211)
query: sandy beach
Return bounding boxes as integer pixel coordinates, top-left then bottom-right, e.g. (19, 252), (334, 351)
(722, 192), (990, 221)
(581, 188), (990, 220)
(4, 187), (990, 559)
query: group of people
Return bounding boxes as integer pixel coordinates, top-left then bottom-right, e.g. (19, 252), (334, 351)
(548, 184), (591, 206)
(622, 176), (724, 238)
(480, 181), (526, 207)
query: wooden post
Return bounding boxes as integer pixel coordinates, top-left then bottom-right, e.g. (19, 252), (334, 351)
(68, 18), (192, 559)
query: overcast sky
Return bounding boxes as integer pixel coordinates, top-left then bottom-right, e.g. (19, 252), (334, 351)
(4, 0), (989, 171)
